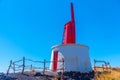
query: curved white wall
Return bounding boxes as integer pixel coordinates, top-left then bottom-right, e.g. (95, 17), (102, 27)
(50, 44), (92, 72)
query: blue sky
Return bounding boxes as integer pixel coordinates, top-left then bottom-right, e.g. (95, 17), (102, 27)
(0, 0), (120, 72)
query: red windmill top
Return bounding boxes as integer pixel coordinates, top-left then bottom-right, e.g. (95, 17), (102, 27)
(62, 3), (76, 44)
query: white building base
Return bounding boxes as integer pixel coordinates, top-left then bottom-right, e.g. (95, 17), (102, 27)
(50, 44), (92, 73)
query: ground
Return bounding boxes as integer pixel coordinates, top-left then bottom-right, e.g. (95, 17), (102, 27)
(94, 67), (120, 80)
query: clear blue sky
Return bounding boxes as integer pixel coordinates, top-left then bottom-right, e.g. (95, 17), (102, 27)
(0, 0), (120, 72)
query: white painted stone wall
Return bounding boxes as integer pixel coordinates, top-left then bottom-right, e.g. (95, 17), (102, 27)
(50, 44), (92, 72)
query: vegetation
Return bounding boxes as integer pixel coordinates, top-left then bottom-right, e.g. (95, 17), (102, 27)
(95, 67), (120, 80)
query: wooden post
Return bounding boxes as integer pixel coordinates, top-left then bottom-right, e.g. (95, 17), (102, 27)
(61, 58), (64, 80)
(109, 65), (111, 73)
(6, 60), (12, 75)
(62, 58), (64, 73)
(22, 57), (25, 74)
(43, 59), (46, 75)
(94, 59), (96, 71)
(30, 64), (32, 71)
(13, 62), (15, 74)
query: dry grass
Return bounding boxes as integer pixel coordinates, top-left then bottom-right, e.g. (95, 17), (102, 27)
(95, 68), (120, 80)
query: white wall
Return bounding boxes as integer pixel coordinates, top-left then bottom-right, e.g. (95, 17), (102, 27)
(50, 44), (92, 72)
